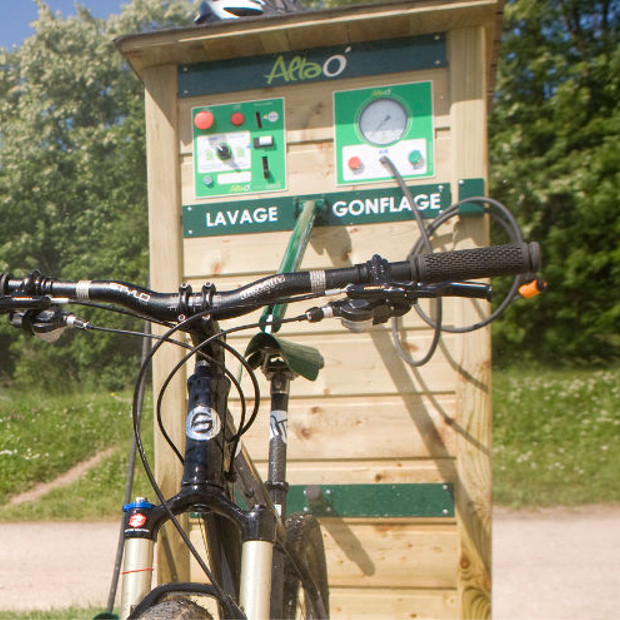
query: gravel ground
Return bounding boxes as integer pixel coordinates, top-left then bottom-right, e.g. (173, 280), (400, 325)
(493, 505), (620, 620)
(0, 507), (619, 617)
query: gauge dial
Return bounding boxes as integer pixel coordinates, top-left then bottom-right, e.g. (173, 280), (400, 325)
(358, 97), (409, 146)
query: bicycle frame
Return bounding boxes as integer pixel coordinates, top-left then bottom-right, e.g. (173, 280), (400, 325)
(119, 321), (309, 620)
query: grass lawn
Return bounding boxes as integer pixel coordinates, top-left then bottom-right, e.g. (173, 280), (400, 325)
(0, 364), (619, 521)
(0, 389), (152, 521)
(493, 364), (620, 507)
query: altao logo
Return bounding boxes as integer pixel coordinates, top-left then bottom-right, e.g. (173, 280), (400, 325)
(265, 52), (348, 85)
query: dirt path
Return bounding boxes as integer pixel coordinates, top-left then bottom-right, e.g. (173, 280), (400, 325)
(0, 506), (619, 617)
(493, 505), (620, 620)
(0, 521), (121, 612)
(7, 448), (118, 507)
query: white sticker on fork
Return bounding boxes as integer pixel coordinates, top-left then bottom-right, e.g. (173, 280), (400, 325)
(269, 409), (288, 443)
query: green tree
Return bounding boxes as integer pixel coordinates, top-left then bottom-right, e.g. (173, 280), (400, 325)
(0, 0), (196, 388)
(490, 0), (620, 363)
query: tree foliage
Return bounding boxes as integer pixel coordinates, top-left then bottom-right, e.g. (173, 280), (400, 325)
(0, 0), (618, 386)
(490, 0), (620, 363)
(0, 0), (196, 388)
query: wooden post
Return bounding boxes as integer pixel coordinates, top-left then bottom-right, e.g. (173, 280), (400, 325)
(143, 64), (190, 583)
(449, 26), (492, 618)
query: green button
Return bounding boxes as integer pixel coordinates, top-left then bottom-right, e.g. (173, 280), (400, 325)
(408, 149), (423, 165)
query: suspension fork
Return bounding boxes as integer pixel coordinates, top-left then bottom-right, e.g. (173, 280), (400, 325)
(119, 491), (280, 619)
(119, 498), (157, 620)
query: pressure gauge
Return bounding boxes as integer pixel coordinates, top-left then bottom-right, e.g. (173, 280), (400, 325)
(358, 97), (409, 146)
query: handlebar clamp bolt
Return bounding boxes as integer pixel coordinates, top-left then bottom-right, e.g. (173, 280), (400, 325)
(365, 254), (391, 284)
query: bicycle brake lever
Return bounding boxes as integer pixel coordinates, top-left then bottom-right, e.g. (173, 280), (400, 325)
(304, 281), (492, 331)
(414, 282), (492, 301)
(9, 308), (90, 342)
(0, 295), (53, 313)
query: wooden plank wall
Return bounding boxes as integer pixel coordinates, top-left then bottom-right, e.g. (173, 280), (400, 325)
(124, 4), (499, 617)
(174, 31), (488, 619)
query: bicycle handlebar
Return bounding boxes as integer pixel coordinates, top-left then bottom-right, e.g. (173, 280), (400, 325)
(0, 242), (540, 324)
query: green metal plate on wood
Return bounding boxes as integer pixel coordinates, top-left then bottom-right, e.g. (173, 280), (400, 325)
(458, 178), (486, 215)
(182, 183), (451, 238)
(192, 98), (286, 199)
(287, 483), (454, 518)
(178, 34), (446, 98)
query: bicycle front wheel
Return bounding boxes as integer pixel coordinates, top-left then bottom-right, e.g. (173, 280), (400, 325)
(282, 513), (329, 619)
(135, 598), (213, 619)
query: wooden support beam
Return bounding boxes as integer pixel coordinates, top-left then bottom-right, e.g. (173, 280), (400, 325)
(143, 63), (190, 584)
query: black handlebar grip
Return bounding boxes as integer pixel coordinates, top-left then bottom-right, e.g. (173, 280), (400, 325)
(409, 242), (541, 283)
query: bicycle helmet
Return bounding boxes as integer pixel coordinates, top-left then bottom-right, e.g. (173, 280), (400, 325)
(194, 0), (266, 22)
(194, 0), (301, 23)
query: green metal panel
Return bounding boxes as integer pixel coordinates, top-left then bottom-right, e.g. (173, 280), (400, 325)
(457, 178), (486, 215)
(286, 483), (454, 518)
(192, 98), (286, 198)
(178, 34), (446, 98)
(333, 81), (435, 185)
(182, 183), (451, 238)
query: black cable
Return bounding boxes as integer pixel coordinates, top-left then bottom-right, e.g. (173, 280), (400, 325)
(381, 155), (442, 366)
(407, 197), (524, 333)
(129, 312), (230, 599)
(67, 299), (174, 329)
(380, 155), (433, 254)
(88, 312), (223, 591)
(130, 311), (307, 589)
(105, 320), (151, 614)
(380, 157), (526, 367)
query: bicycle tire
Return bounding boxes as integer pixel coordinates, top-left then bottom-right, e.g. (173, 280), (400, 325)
(282, 513), (330, 619)
(135, 598), (213, 620)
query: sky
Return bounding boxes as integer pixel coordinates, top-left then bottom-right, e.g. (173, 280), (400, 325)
(0, 0), (128, 50)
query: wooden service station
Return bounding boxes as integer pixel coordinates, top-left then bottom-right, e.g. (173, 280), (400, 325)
(117, 0), (503, 617)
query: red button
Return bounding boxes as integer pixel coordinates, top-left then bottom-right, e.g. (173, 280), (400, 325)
(231, 112), (245, 127)
(194, 110), (214, 130)
(348, 156), (363, 171)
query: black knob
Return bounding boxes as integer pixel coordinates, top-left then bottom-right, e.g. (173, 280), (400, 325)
(216, 143), (232, 160)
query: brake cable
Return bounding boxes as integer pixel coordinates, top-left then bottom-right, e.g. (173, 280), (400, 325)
(380, 156), (527, 367)
(381, 155), (443, 367)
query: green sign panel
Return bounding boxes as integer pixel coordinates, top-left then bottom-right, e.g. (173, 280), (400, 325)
(192, 98), (286, 199)
(334, 81), (435, 185)
(287, 483), (455, 518)
(183, 183), (451, 238)
(178, 34), (446, 97)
